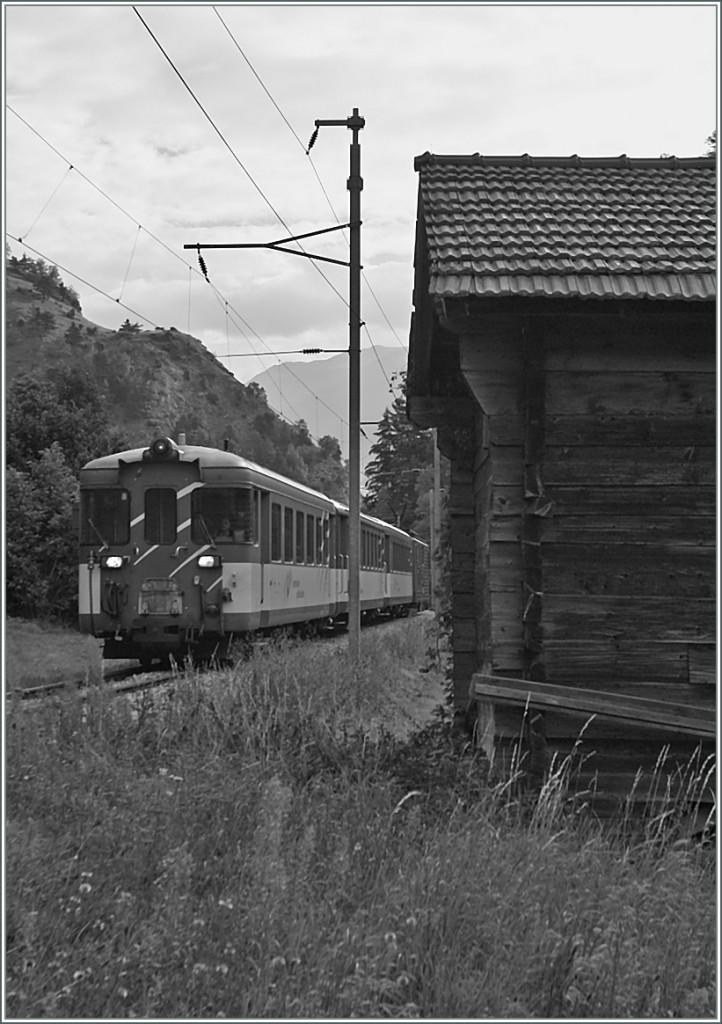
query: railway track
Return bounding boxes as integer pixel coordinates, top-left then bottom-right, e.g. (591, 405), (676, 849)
(8, 664), (178, 703)
(8, 613), (420, 705)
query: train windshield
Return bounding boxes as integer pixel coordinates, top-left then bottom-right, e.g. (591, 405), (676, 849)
(191, 487), (256, 544)
(80, 489), (130, 546)
(145, 488), (177, 545)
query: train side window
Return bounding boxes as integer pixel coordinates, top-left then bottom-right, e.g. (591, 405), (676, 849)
(339, 518), (348, 562)
(145, 489), (176, 544)
(191, 488), (256, 543)
(271, 503), (282, 561)
(306, 515), (316, 564)
(317, 518), (324, 564)
(328, 517), (336, 566)
(284, 507), (294, 562)
(80, 489), (130, 545)
(296, 511), (305, 563)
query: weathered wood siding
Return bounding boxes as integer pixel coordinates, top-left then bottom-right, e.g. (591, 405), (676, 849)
(457, 310), (715, 801)
(540, 315), (716, 705)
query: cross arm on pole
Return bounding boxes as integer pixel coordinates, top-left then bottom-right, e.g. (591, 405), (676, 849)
(183, 222), (361, 268)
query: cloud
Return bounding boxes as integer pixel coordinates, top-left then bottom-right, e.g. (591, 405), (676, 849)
(5, 2), (716, 383)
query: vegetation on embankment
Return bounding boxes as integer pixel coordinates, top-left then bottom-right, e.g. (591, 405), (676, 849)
(5, 616), (716, 1019)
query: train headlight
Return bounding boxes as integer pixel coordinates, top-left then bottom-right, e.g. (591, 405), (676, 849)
(143, 436), (180, 461)
(101, 555), (126, 569)
(197, 554), (221, 568)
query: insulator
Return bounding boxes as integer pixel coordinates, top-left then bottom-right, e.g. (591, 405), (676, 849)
(198, 253), (209, 280)
(306, 127), (319, 155)
(302, 347), (322, 355)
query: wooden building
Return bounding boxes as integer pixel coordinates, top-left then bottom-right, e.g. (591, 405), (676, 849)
(407, 153), (716, 817)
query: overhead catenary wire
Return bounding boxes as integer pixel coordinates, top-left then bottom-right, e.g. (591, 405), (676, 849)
(19, 162), (74, 242)
(7, 105), (350, 435)
(7, 233), (335, 443)
(130, 7), (366, 422)
(213, 7), (405, 356)
(117, 224), (142, 304)
(210, 4), (407, 391)
(8, 233), (162, 329)
(133, 5), (348, 311)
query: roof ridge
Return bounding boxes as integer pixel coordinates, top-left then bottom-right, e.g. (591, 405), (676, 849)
(414, 152), (716, 171)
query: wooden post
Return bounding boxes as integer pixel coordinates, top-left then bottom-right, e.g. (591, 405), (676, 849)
(429, 487), (436, 611)
(522, 320), (548, 783)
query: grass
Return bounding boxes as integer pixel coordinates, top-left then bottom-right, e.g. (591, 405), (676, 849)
(5, 617), (104, 691)
(5, 616), (717, 1019)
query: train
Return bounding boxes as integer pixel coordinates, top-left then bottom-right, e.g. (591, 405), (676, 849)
(78, 434), (430, 667)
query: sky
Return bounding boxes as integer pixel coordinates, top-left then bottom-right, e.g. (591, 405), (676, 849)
(3, 2), (719, 414)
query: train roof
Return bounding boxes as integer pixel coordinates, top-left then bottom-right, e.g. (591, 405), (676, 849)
(81, 440), (338, 506)
(82, 438), (427, 545)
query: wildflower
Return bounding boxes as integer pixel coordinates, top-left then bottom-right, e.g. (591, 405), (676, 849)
(79, 883), (92, 894)
(218, 898), (234, 909)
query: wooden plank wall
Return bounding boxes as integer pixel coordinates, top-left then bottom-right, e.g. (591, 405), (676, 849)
(459, 312), (716, 807)
(542, 316), (716, 707)
(460, 322), (530, 752)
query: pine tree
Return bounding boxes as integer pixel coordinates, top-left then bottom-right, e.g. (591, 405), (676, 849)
(364, 378), (435, 532)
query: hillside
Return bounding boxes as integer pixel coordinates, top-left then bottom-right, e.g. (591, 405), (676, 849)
(5, 255), (347, 497)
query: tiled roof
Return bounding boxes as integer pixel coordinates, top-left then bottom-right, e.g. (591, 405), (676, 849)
(415, 154), (716, 301)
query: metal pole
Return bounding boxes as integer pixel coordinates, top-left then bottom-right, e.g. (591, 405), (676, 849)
(347, 110), (363, 660)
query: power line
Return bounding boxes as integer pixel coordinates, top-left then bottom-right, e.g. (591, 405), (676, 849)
(19, 163), (74, 242)
(7, 234), (161, 327)
(133, 5), (348, 310)
(6, 233), (339, 443)
(132, 6), (361, 423)
(8, 105), (350, 433)
(211, 6), (407, 380)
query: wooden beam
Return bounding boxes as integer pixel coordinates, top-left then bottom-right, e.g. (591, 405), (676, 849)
(472, 673), (716, 738)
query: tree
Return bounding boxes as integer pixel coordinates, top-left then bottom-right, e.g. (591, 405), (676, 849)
(6, 371), (131, 622)
(364, 375), (435, 532)
(118, 319), (142, 335)
(6, 445), (79, 620)
(302, 434), (348, 502)
(704, 130), (716, 156)
(6, 368), (129, 474)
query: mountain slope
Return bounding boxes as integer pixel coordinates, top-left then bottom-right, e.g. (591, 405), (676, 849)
(249, 345), (408, 468)
(5, 256), (347, 496)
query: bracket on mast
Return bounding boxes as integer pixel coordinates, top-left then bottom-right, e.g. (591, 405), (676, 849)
(184, 222), (362, 268)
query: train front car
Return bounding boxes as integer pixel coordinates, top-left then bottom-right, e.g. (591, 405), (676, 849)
(78, 436), (264, 667)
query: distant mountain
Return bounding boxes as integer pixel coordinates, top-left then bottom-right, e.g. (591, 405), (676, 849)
(5, 255), (347, 498)
(249, 345), (409, 469)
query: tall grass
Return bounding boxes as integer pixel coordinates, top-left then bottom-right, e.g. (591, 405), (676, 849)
(6, 618), (716, 1019)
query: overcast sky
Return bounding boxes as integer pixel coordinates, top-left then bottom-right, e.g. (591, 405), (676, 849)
(4, 2), (719, 396)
